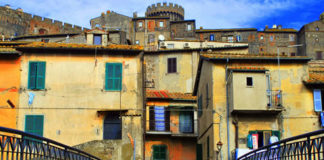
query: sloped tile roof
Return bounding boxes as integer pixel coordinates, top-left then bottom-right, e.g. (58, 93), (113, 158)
(0, 47), (19, 54)
(17, 42), (144, 50)
(146, 90), (196, 100)
(201, 53), (309, 60)
(228, 66), (266, 71)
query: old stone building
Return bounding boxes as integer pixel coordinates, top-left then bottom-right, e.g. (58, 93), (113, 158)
(298, 12), (324, 60)
(0, 5), (86, 38)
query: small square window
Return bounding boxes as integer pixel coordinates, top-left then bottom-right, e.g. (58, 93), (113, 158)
(138, 22), (143, 28)
(159, 21), (164, 27)
(247, 77), (253, 86)
(93, 34), (102, 45)
(187, 24), (192, 31)
(167, 58), (177, 73)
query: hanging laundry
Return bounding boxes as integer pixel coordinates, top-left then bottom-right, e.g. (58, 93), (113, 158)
(154, 106), (165, 131)
(28, 92), (35, 106)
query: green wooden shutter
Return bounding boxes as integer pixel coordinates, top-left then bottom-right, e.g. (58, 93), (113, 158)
(153, 145), (166, 160)
(196, 144), (203, 160)
(36, 62), (46, 89)
(25, 115), (44, 137)
(28, 62), (37, 89)
(105, 63), (122, 91)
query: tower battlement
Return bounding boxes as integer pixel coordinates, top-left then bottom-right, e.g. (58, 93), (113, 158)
(146, 2), (184, 21)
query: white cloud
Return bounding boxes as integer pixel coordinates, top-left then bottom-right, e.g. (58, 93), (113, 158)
(0, 0), (315, 29)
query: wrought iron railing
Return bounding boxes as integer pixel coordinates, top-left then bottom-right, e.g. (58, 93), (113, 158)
(267, 90), (282, 108)
(0, 126), (100, 160)
(146, 120), (197, 135)
(237, 129), (324, 160)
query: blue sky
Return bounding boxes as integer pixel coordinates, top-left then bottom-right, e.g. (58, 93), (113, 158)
(1, 0), (324, 31)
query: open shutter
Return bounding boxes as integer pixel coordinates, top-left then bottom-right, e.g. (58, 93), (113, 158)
(36, 62), (46, 89)
(28, 62), (37, 89)
(314, 89), (322, 112)
(106, 63), (113, 90)
(165, 107), (170, 131)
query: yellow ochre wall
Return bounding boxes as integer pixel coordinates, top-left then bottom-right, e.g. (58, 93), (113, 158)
(17, 52), (143, 160)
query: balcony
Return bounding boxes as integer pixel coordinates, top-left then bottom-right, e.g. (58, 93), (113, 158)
(146, 120), (198, 137)
(231, 90), (283, 114)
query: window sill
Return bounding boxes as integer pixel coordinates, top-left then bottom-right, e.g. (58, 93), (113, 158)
(28, 88), (47, 91)
(165, 72), (179, 75)
(102, 89), (122, 92)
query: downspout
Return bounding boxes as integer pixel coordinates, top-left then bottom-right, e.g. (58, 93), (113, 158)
(140, 51), (146, 160)
(225, 58), (231, 160)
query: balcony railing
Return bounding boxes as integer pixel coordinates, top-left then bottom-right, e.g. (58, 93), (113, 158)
(0, 126), (100, 160)
(267, 90), (283, 108)
(237, 129), (324, 160)
(146, 120), (197, 136)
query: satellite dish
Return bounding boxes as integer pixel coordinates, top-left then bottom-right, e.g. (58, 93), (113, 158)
(158, 35), (165, 41)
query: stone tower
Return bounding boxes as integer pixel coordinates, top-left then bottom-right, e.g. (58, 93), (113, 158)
(321, 12), (324, 21)
(145, 2), (184, 21)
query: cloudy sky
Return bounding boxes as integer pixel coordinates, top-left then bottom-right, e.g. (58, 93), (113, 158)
(1, 0), (323, 31)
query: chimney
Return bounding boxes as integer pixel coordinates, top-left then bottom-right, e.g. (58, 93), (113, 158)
(272, 24), (277, 29)
(200, 26), (203, 29)
(133, 12), (138, 18)
(16, 8), (23, 12)
(278, 25), (282, 29)
(4, 4), (11, 9)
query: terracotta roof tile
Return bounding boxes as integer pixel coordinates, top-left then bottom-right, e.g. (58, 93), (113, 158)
(228, 66), (266, 71)
(201, 53), (309, 59)
(305, 66), (324, 84)
(0, 47), (19, 54)
(18, 42), (143, 50)
(264, 28), (297, 32)
(146, 90), (196, 100)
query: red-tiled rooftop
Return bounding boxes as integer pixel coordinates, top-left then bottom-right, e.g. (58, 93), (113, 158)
(305, 66), (324, 84)
(17, 42), (144, 50)
(201, 53), (309, 59)
(146, 90), (196, 100)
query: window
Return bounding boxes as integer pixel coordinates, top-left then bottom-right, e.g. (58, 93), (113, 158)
(289, 34), (294, 41)
(260, 35), (264, 40)
(138, 22), (143, 28)
(247, 77), (253, 86)
(228, 36), (234, 42)
(248, 130), (280, 149)
(209, 34), (214, 41)
(153, 145), (167, 160)
(167, 58), (177, 73)
(313, 89), (324, 112)
(187, 24), (192, 31)
(105, 63), (122, 91)
(25, 115), (44, 137)
(179, 107), (193, 133)
(167, 44), (174, 49)
(103, 112), (121, 139)
(28, 62), (46, 90)
(290, 53), (296, 56)
(236, 35), (241, 42)
(198, 95), (202, 117)
(316, 51), (322, 60)
(159, 21), (164, 27)
(270, 35), (274, 41)
(149, 106), (170, 131)
(93, 34), (102, 45)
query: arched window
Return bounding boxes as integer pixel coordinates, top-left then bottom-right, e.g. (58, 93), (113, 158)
(103, 112), (122, 139)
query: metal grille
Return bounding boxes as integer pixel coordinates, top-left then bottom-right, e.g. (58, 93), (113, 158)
(238, 129), (324, 160)
(0, 127), (100, 160)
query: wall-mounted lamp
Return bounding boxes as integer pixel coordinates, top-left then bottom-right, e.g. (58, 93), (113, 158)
(217, 141), (223, 152)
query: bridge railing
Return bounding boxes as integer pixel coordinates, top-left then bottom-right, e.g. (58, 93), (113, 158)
(0, 126), (100, 160)
(237, 129), (324, 160)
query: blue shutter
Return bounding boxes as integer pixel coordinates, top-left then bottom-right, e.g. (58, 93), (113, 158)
(36, 62), (46, 89)
(314, 89), (322, 112)
(28, 62), (37, 89)
(25, 115), (44, 137)
(154, 106), (165, 131)
(105, 63), (122, 91)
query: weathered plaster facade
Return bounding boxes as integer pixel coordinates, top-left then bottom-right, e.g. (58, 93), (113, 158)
(194, 53), (319, 160)
(16, 47), (144, 160)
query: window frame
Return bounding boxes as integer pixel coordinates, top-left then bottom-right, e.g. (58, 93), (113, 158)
(93, 34), (102, 45)
(246, 77), (253, 87)
(179, 107), (194, 133)
(28, 61), (46, 90)
(167, 57), (177, 73)
(105, 63), (123, 91)
(153, 145), (167, 160)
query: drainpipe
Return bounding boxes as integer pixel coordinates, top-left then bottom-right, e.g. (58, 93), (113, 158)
(140, 51), (146, 160)
(225, 58), (231, 160)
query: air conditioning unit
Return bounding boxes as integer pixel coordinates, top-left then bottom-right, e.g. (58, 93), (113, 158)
(160, 42), (166, 48)
(183, 43), (190, 48)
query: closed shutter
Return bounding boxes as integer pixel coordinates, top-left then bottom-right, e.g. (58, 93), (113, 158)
(105, 63), (122, 91)
(153, 145), (167, 160)
(25, 115), (44, 137)
(179, 108), (193, 133)
(314, 89), (322, 112)
(28, 62), (37, 89)
(149, 106), (155, 131)
(196, 144), (203, 160)
(36, 62), (46, 89)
